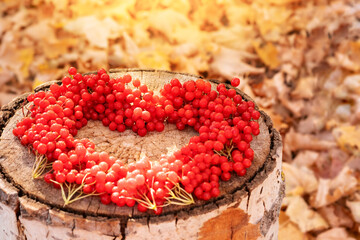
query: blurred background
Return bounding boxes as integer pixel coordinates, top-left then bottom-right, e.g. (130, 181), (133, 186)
(1, 0), (360, 239)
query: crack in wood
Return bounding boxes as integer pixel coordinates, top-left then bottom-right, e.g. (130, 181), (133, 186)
(70, 219), (76, 237)
(174, 215), (178, 227)
(120, 218), (127, 240)
(146, 216), (150, 231)
(263, 200), (266, 211)
(246, 185), (251, 212)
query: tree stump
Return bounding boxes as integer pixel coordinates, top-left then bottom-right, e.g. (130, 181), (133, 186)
(0, 69), (284, 240)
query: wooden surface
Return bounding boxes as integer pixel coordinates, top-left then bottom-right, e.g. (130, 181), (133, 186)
(0, 69), (283, 240)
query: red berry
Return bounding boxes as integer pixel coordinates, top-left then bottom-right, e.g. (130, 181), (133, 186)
(68, 67), (77, 75)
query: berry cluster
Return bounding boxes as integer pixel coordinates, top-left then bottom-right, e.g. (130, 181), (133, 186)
(13, 67), (260, 214)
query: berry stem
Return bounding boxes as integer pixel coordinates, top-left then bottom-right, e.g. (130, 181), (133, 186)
(165, 183), (194, 206)
(133, 189), (158, 210)
(51, 173), (98, 206)
(32, 153), (49, 179)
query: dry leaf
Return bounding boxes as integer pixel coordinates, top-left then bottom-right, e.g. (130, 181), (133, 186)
(318, 204), (354, 228)
(64, 16), (123, 49)
(292, 150), (319, 168)
(347, 156), (360, 171)
(279, 211), (309, 240)
(211, 25), (255, 51)
(254, 4), (292, 40)
(147, 9), (190, 43)
(291, 77), (317, 100)
(283, 162), (318, 196)
(316, 228), (356, 240)
(32, 78), (47, 90)
(43, 38), (78, 59)
(334, 41), (360, 72)
(253, 41), (280, 69)
(346, 200), (360, 223)
(19, 48), (34, 79)
(0, 92), (18, 106)
(284, 128), (336, 152)
(210, 46), (264, 79)
(80, 50), (108, 70)
(263, 108), (288, 131)
(286, 196), (329, 233)
(310, 166), (357, 208)
(137, 50), (170, 70)
(343, 74), (360, 95)
(262, 0), (302, 4)
(24, 21), (56, 42)
(273, 73), (304, 117)
(333, 126), (360, 156)
(297, 116), (326, 135)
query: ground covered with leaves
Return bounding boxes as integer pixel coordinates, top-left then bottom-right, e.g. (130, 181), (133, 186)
(1, 0), (360, 239)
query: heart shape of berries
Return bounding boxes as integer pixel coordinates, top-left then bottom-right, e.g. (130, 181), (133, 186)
(13, 68), (260, 215)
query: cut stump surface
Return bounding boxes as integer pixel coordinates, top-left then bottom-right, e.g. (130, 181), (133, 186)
(0, 69), (284, 240)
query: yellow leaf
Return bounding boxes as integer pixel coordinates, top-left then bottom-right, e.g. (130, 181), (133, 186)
(286, 196), (329, 232)
(253, 41), (280, 69)
(263, 0), (302, 4)
(43, 38), (78, 59)
(37, 63), (50, 72)
(53, 22), (64, 29)
(137, 51), (170, 70)
(32, 78), (45, 91)
(19, 48), (34, 78)
(333, 125), (360, 156)
(254, 5), (292, 38)
(279, 211), (309, 240)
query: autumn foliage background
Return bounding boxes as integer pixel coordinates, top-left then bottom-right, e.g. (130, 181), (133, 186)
(1, 0), (360, 239)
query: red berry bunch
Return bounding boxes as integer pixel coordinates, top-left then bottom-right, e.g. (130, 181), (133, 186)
(13, 68), (260, 214)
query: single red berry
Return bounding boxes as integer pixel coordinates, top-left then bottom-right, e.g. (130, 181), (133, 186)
(231, 77), (240, 87)
(68, 67), (77, 75)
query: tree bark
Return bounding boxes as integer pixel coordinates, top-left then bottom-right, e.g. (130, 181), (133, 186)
(0, 69), (284, 240)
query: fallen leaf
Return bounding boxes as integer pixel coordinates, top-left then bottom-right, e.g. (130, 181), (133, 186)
(333, 125), (360, 156)
(253, 4), (292, 40)
(43, 38), (78, 59)
(211, 25), (255, 51)
(19, 48), (34, 79)
(253, 41), (280, 69)
(273, 72), (304, 117)
(334, 40), (360, 72)
(292, 150), (319, 168)
(210, 46), (264, 79)
(284, 128), (336, 152)
(318, 204), (354, 228)
(32, 78), (45, 90)
(64, 16), (123, 49)
(298, 115), (327, 134)
(0, 92), (18, 106)
(136, 50), (170, 70)
(199, 208), (261, 240)
(291, 77), (317, 100)
(310, 166), (357, 208)
(147, 9), (190, 43)
(0, 68), (14, 88)
(316, 227), (356, 240)
(283, 162), (318, 196)
(263, 108), (288, 131)
(346, 200), (360, 223)
(286, 196), (329, 233)
(343, 74), (360, 95)
(278, 211), (309, 240)
(24, 20), (56, 42)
